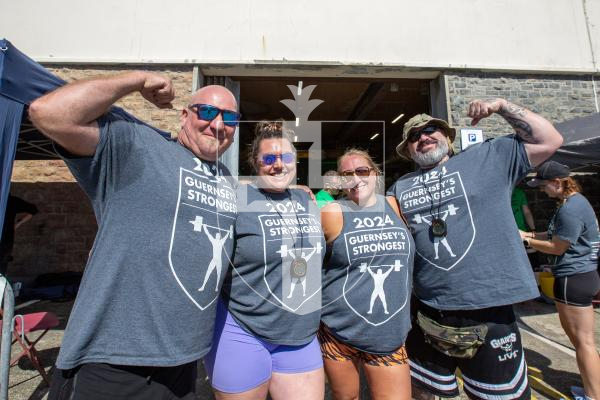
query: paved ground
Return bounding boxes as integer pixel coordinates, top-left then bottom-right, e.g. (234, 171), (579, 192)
(3, 298), (598, 399)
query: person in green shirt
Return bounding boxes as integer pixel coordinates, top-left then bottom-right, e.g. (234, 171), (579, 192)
(512, 186), (539, 269)
(315, 170), (341, 208)
(512, 186), (536, 232)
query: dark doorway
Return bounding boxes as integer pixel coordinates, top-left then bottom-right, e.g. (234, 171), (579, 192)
(234, 77), (431, 188)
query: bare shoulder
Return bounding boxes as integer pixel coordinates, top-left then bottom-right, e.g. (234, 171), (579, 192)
(320, 202), (343, 243)
(385, 196), (401, 216)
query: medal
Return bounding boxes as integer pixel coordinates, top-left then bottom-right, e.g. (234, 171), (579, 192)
(431, 218), (447, 237)
(263, 190), (311, 281)
(290, 257), (307, 278)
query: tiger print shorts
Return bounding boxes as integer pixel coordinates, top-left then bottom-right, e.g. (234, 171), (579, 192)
(317, 323), (408, 366)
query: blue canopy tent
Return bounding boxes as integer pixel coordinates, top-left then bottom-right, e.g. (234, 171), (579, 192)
(0, 39), (170, 238)
(0, 39), (65, 237)
(0, 39), (172, 395)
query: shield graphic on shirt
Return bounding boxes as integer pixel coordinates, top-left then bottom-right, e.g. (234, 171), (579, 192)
(169, 167), (236, 310)
(398, 171), (475, 271)
(341, 227), (412, 326)
(258, 214), (323, 314)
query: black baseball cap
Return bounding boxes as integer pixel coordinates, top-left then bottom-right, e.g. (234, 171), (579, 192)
(527, 161), (570, 187)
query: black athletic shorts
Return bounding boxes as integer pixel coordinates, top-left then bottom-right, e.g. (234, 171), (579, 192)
(406, 301), (530, 400)
(553, 270), (600, 307)
(48, 362), (198, 400)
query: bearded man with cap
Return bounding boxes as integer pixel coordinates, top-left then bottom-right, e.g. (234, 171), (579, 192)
(387, 98), (562, 400)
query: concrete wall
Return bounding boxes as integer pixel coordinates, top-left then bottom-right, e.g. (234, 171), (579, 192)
(3, 0), (599, 73)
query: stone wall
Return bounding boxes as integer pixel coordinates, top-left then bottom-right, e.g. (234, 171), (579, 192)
(446, 71), (600, 243)
(45, 65), (195, 135)
(8, 66), (194, 279)
(446, 72), (600, 135)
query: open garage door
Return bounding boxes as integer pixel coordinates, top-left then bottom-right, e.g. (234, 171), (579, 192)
(226, 76), (433, 189)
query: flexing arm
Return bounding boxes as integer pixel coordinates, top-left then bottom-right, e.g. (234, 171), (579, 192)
(28, 71), (174, 156)
(467, 98), (563, 167)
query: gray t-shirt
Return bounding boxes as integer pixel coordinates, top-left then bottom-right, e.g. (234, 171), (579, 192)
(387, 135), (538, 310)
(222, 184), (324, 345)
(321, 195), (414, 354)
(548, 193), (600, 278)
(56, 114), (237, 369)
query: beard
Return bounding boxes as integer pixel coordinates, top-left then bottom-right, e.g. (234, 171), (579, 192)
(411, 138), (449, 168)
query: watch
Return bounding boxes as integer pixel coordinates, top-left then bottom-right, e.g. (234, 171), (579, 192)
(523, 238), (531, 248)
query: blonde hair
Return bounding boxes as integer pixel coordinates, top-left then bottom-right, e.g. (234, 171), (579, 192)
(337, 148), (382, 176)
(247, 120), (295, 173)
(337, 148), (383, 191)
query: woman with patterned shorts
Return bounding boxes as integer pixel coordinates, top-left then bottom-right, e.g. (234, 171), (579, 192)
(319, 149), (415, 399)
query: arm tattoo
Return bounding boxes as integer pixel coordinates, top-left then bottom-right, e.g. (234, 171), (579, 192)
(498, 101), (533, 141)
(500, 102), (527, 118)
(503, 116), (533, 140)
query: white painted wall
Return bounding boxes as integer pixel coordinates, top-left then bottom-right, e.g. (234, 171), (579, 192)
(2, 0), (598, 73)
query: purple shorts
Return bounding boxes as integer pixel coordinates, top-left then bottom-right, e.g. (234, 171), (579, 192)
(203, 302), (323, 393)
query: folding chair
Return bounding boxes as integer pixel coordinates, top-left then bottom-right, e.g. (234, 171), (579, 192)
(0, 309), (59, 385)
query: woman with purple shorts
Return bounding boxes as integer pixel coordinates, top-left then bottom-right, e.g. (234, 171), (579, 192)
(204, 121), (325, 400)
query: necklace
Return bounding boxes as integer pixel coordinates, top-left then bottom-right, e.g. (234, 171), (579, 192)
(420, 169), (447, 237)
(263, 189), (307, 279)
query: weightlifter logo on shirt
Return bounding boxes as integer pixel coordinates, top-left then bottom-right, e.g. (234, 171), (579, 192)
(398, 167), (475, 271)
(169, 160), (237, 310)
(258, 200), (323, 314)
(341, 213), (411, 326)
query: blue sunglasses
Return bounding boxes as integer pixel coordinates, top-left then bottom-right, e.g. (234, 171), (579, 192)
(261, 152), (296, 166)
(188, 103), (241, 127)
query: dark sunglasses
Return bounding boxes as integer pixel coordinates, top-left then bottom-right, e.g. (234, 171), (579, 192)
(408, 125), (440, 143)
(260, 152), (296, 166)
(188, 103), (241, 127)
(340, 166), (375, 183)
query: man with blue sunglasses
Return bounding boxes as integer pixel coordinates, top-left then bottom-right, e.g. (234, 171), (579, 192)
(29, 71), (239, 400)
